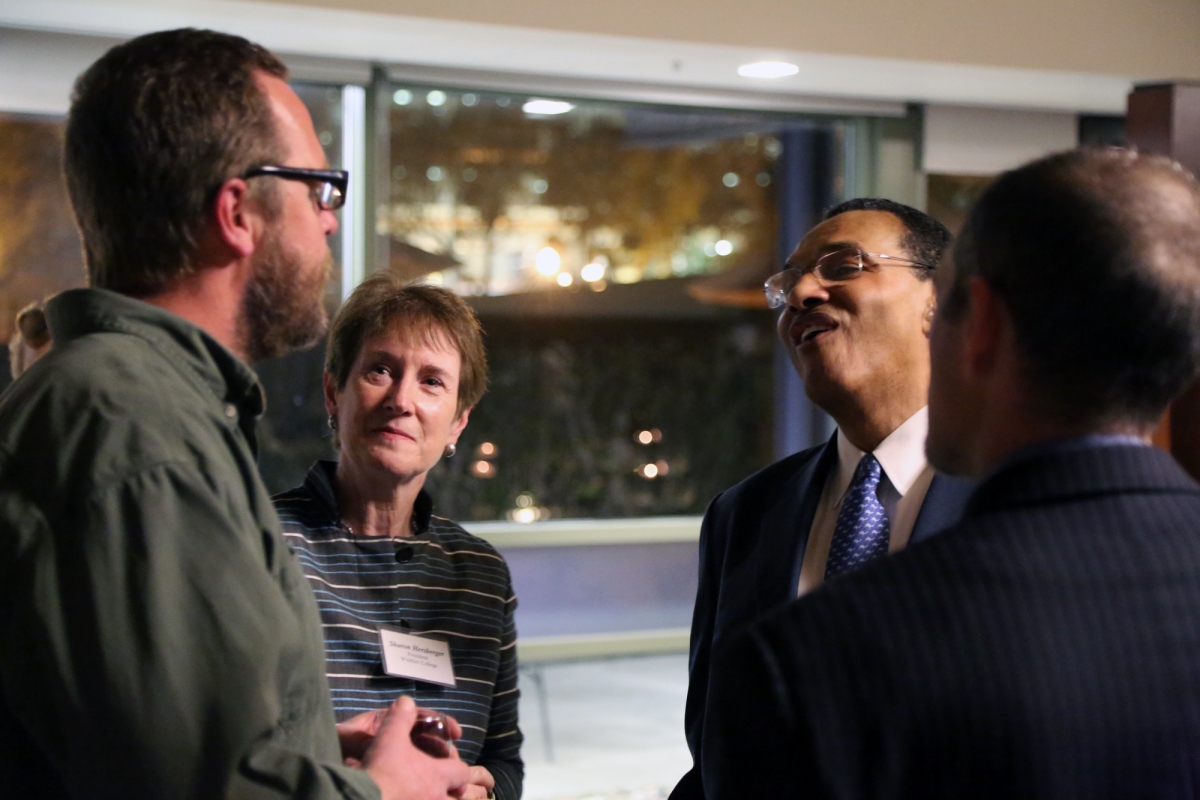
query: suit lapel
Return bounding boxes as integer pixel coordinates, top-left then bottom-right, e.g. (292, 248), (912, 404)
(754, 434), (839, 617)
(911, 473), (975, 543)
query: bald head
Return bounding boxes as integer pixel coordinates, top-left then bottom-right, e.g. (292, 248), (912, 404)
(942, 148), (1200, 428)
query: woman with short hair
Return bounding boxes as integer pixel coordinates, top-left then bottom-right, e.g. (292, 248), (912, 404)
(274, 274), (521, 799)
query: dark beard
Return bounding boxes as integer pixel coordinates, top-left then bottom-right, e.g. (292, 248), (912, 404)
(239, 226), (332, 363)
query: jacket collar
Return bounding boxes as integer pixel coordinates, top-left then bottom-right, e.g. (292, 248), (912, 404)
(303, 460), (434, 535)
(965, 442), (1199, 519)
(754, 434), (840, 616)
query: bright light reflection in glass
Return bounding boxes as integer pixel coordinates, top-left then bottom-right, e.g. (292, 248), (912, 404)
(535, 247), (562, 276)
(513, 507), (537, 523)
(471, 460), (495, 478)
(426, 166), (444, 182)
(715, 239), (734, 256)
(637, 430), (654, 445)
(479, 442), (496, 456)
(722, 172), (739, 188)
(639, 463), (659, 479)
(426, 90), (447, 106)
(523, 98), (575, 115)
(581, 262), (606, 282)
(461, 93), (478, 106)
(516, 493), (534, 508)
(556, 272), (573, 287)
(532, 179), (549, 194)
(392, 89), (413, 106)
(737, 61), (800, 78)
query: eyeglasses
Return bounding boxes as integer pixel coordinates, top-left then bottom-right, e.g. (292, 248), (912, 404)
(243, 165), (349, 211)
(763, 247), (936, 308)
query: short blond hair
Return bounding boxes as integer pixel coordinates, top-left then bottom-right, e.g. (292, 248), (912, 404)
(326, 274), (487, 415)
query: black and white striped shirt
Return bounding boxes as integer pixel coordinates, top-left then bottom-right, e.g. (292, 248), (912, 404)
(274, 461), (523, 798)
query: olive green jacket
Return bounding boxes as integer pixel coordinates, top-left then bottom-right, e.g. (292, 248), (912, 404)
(0, 288), (380, 800)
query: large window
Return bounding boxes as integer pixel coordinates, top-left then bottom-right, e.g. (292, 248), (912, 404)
(372, 86), (846, 522)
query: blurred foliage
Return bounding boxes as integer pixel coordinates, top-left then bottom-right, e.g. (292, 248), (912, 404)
(386, 92), (779, 289)
(424, 315), (775, 521)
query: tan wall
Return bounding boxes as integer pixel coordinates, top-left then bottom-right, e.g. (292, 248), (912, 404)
(257, 0), (1200, 79)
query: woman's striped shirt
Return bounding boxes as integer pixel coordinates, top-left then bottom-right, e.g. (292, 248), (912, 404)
(274, 461), (523, 799)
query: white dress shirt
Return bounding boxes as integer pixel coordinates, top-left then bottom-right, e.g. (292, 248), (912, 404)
(797, 406), (934, 596)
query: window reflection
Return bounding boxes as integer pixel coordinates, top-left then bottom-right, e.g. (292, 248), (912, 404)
(384, 89), (780, 296)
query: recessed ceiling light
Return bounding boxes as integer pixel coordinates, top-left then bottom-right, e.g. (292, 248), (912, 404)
(523, 98), (575, 115)
(738, 61), (800, 79)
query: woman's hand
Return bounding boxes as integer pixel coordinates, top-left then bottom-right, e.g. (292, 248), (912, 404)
(453, 765), (496, 799)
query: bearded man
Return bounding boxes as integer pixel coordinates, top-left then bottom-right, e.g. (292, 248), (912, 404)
(0, 28), (468, 800)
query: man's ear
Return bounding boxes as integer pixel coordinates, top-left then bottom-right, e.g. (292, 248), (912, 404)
(211, 177), (262, 259)
(922, 284), (937, 338)
(962, 275), (1005, 380)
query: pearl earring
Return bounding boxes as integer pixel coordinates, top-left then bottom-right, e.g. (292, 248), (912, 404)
(443, 443), (457, 458)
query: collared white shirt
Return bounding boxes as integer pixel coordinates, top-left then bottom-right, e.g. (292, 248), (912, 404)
(797, 406), (934, 596)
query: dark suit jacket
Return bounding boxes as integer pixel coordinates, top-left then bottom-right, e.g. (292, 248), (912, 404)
(705, 443), (1200, 800)
(671, 435), (973, 800)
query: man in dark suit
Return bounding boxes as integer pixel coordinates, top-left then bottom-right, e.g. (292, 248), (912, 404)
(705, 148), (1200, 798)
(672, 199), (973, 799)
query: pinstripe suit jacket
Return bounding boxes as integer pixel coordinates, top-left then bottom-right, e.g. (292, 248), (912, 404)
(705, 443), (1200, 799)
(673, 435), (973, 800)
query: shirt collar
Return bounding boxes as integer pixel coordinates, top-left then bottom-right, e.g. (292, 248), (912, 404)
(833, 406), (930, 501)
(304, 460), (434, 535)
(46, 288), (264, 421)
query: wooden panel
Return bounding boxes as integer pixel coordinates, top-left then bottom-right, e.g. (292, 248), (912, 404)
(1174, 86), (1200, 174)
(1127, 83), (1200, 477)
(1126, 85), (1174, 158)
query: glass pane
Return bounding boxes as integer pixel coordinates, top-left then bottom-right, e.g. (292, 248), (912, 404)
(381, 88), (839, 521)
(255, 82), (344, 495)
(290, 82), (344, 310)
(384, 90), (781, 294)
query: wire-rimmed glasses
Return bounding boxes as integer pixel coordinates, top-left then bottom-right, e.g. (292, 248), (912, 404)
(763, 247), (936, 308)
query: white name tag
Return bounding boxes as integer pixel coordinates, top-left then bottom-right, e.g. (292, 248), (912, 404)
(378, 628), (457, 687)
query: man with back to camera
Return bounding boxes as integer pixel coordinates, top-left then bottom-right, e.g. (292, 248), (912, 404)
(0, 29), (469, 799)
(705, 148), (1200, 798)
(670, 198), (973, 799)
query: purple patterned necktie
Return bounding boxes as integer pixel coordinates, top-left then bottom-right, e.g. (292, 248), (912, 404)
(824, 453), (891, 579)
